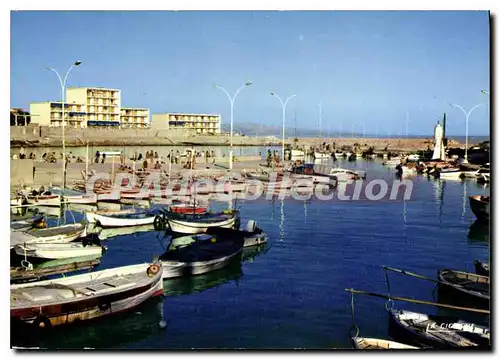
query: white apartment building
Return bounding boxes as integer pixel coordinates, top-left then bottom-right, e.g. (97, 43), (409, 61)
(29, 101), (87, 128)
(66, 87), (121, 127)
(120, 108), (150, 129)
(152, 112), (221, 134)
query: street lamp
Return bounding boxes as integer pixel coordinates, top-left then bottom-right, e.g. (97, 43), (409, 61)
(450, 102), (484, 164)
(214, 81), (252, 170)
(270, 92), (297, 161)
(47, 60), (82, 189)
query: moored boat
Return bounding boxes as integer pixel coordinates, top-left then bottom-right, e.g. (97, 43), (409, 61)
(469, 195), (490, 222)
(437, 269), (489, 309)
(89, 210), (158, 228)
(313, 152), (331, 160)
(10, 223), (87, 248)
(14, 242), (105, 261)
(11, 262), (164, 328)
(388, 309), (490, 349)
(352, 337), (418, 350)
(160, 230), (244, 279)
(169, 203), (208, 215)
(163, 210), (240, 234)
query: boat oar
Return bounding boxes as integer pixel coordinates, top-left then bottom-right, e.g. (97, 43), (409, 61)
(345, 288), (489, 314)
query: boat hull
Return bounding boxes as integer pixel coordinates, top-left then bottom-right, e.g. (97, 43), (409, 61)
(167, 216), (237, 234)
(91, 213), (156, 228)
(11, 263), (164, 328)
(14, 243), (103, 260)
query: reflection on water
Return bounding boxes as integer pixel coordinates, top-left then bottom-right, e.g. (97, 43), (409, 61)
(11, 297), (164, 349)
(162, 258), (244, 297)
(467, 220), (490, 245)
(279, 199), (285, 242)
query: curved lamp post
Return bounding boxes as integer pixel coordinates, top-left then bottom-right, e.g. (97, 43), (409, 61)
(271, 92), (297, 161)
(450, 102), (484, 164)
(46, 60), (82, 189)
(214, 81), (252, 170)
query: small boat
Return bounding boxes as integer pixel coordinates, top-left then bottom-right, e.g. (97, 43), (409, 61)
(437, 269), (489, 309)
(474, 260), (489, 277)
(26, 194), (61, 207)
(159, 231), (244, 279)
(161, 209), (240, 234)
(313, 152), (330, 160)
(388, 309), (490, 349)
(10, 223), (87, 248)
(383, 157), (403, 167)
(439, 167), (476, 180)
(291, 149), (305, 159)
(89, 210), (159, 228)
(352, 337), (418, 350)
(469, 195), (490, 222)
(395, 164), (418, 175)
(11, 262), (163, 328)
(205, 220), (268, 248)
(11, 215), (45, 232)
(85, 209), (140, 223)
(288, 164), (335, 185)
(169, 203), (208, 215)
(48, 187), (97, 205)
(329, 167), (366, 181)
(14, 242), (105, 261)
(407, 154), (420, 162)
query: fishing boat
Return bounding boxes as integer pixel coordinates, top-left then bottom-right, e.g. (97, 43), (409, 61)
(288, 164), (334, 185)
(88, 210), (159, 228)
(469, 195), (490, 222)
(388, 309), (490, 349)
(291, 149), (305, 159)
(14, 242), (104, 261)
(407, 154), (420, 162)
(395, 164), (418, 175)
(169, 203), (208, 215)
(474, 260), (489, 277)
(95, 189), (121, 202)
(383, 157), (403, 167)
(10, 223), (87, 248)
(352, 337), (418, 350)
(329, 167), (367, 181)
(159, 209), (240, 234)
(437, 269), (489, 309)
(25, 194), (61, 207)
(159, 230), (244, 279)
(49, 187), (97, 205)
(11, 215), (45, 232)
(439, 167), (477, 180)
(206, 220), (268, 248)
(313, 152), (331, 160)
(11, 262), (164, 328)
(85, 209), (140, 223)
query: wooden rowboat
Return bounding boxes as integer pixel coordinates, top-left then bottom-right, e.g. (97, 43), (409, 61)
(437, 269), (489, 309)
(10, 223), (87, 248)
(388, 309), (490, 349)
(11, 262), (163, 328)
(352, 337), (418, 350)
(89, 210), (158, 228)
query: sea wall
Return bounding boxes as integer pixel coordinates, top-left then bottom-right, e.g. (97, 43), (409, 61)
(11, 159), (35, 186)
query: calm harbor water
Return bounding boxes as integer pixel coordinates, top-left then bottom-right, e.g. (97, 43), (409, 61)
(11, 159), (490, 349)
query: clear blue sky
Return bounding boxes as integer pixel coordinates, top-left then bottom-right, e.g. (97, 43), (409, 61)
(11, 11), (490, 136)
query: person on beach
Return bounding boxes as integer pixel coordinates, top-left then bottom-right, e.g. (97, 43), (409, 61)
(101, 153), (106, 164)
(95, 151), (100, 163)
(138, 153), (143, 161)
(154, 151), (159, 159)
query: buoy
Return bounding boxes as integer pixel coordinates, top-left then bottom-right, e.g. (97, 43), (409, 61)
(147, 264), (161, 277)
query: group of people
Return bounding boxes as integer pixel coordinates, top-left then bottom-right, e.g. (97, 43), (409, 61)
(266, 149), (281, 168)
(94, 151), (107, 164)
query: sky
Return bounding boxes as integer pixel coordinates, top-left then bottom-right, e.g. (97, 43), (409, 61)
(10, 11), (490, 136)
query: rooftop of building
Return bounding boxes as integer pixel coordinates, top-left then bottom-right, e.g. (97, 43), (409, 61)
(67, 86), (121, 91)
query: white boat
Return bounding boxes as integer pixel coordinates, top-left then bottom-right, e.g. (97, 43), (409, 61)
(26, 194), (61, 207)
(14, 242), (104, 260)
(166, 212), (239, 234)
(407, 154), (420, 161)
(439, 169), (477, 180)
(11, 262), (164, 327)
(10, 223), (86, 248)
(329, 168), (366, 181)
(383, 158), (403, 167)
(88, 211), (157, 228)
(314, 152), (331, 159)
(291, 149), (305, 158)
(49, 187), (98, 205)
(86, 209), (138, 223)
(352, 337), (418, 350)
